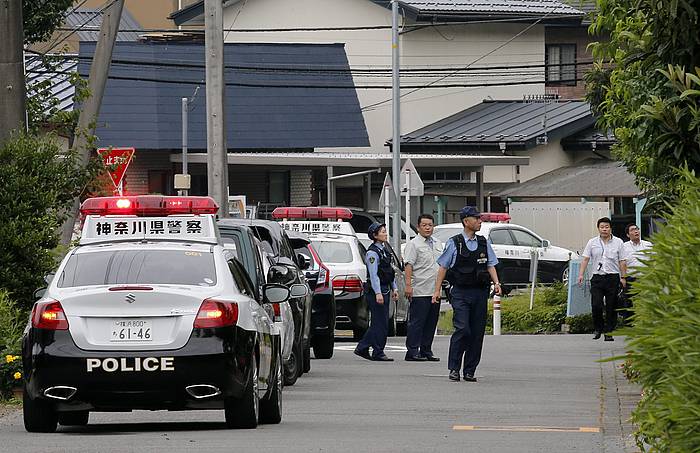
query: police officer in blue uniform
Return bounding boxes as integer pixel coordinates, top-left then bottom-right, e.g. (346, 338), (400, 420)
(354, 222), (399, 362)
(432, 206), (502, 382)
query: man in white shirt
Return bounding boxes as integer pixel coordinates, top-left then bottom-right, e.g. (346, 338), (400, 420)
(620, 224), (653, 323)
(403, 214), (444, 361)
(577, 217), (626, 341)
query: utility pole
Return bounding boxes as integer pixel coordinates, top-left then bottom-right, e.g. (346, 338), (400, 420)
(391, 0), (402, 256)
(0, 0), (26, 145)
(204, 0), (229, 217)
(60, 0), (125, 244)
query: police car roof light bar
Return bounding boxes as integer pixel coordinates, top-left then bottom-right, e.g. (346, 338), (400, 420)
(480, 212), (511, 223)
(80, 196), (219, 217)
(271, 207), (353, 221)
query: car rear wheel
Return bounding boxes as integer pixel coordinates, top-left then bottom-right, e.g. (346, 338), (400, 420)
(283, 342), (300, 386)
(23, 387), (57, 433)
(58, 411), (89, 426)
(259, 352), (283, 424)
(312, 333), (334, 359)
(225, 355), (259, 429)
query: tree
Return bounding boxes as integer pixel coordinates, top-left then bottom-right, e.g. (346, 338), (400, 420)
(0, 132), (102, 310)
(23, 0), (74, 45)
(586, 0), (700, 201)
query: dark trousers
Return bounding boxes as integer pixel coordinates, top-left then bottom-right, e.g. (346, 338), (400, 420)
(405, 296), (440, 357)
(590, 273), (619, 333)
(357, 290), (390, 358)
(620, 276), (636, 324)
(448, 286), (489, 375)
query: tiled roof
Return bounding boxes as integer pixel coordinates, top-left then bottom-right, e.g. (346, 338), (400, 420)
(64, 8), (142, 42)
(396, 0), (583, 16)
(399, 99), (594, 150)
(495, 159), (641, 197)
(78, 41), (370, 150)
(25, 54), (78, 113)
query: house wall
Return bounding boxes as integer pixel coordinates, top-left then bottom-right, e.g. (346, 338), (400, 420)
(122, 149), (172, 194)
(221, 0), (546, 156)
(82, 0), (189, 29)
(544, 26), (592, 99)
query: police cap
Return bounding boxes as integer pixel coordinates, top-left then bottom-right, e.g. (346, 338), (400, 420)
(367, 222), (386, 241)
(459, 206), (481, 220)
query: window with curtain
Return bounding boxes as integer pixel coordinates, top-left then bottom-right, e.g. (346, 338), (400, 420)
(545, 44), (576, 86)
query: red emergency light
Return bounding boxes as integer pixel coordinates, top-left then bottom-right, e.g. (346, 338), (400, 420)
(80, 195), (219, 217)
(271, 207), (353, 221)
(480, 212), (511, 223)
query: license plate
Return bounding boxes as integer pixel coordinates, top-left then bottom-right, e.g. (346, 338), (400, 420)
(110, 319), (152, 342)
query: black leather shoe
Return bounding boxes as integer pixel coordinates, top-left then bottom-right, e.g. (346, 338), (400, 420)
(593, 332), (602, 340)
(373, 355), (394, 362)
(405, 354), (428, 362)
(354, 348), (372, 360)
(604, 335), (614, 342)
(463, 374), (477, 382)
(422, 355), (440, 362)
(448, 370), (460, 381)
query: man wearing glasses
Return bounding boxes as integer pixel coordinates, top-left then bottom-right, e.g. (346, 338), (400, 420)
(404, 214), (444, 362)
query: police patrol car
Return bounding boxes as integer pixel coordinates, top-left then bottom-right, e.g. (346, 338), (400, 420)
(272, 207), (408, 339)
(433, 216), (573, 293)
(22, 195), (300, 432)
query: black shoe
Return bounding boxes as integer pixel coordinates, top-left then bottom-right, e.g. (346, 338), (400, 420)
(422, 355), (440, 362)
(448, 370), (460, 381)
(593, 332), (602, 340)
(405, 354), (428, 362)
(354, 348), (372, 360)
(373, 355), (394, 362)
(463, 374), (477, 382)
(604, 335), (614, 342)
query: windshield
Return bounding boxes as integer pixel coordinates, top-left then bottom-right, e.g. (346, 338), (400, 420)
(311, 241), (353, 264)
(58, 249), (217, 287)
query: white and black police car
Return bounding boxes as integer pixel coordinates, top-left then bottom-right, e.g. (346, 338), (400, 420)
(22, 195), (303, 432)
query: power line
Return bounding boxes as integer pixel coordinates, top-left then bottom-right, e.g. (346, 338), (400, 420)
(26, 68), (581, 89)
(362, 4), (563, 111)
(38, 0), (119, 56)
(24, 50), (593, 76)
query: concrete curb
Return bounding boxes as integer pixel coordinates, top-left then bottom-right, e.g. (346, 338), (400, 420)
(600, 349), (642, 453)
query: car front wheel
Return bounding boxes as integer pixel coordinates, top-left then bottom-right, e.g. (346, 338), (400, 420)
(259, 352), (283, 424)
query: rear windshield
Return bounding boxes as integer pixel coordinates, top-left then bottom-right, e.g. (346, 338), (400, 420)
(57, 249), (217, 287)
(311, 241), (353, 264)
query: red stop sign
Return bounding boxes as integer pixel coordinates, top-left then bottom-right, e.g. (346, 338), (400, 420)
(97, 147), (135, 189)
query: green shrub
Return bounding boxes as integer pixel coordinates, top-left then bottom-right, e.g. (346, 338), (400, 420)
(566, 314), (594, 334)
(437, 284), (569, 335)
(624, 172), (700, 452)
(0, 290), (26, 400)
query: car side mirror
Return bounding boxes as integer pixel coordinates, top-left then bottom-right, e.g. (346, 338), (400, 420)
(263, 283), (291, 303)
(297, 253), (310, 270)
(289, 283), (309, 298)
(542, 239), (550, 248)
(44, 273), (55, 285)
(34, 287), (47, 300)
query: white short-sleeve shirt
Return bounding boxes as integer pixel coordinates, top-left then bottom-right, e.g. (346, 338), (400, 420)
(621, 240), (653, 273)
(403, 235), (444, 297)
(582, 235), (625, 277)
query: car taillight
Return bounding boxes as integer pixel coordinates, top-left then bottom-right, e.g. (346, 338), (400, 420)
(194, 299), (238, 328)
(332, 274), (364, 293)
(270, 302), (283, 322)
(31, 300), (69, 330)
(316, 264), (331, 291)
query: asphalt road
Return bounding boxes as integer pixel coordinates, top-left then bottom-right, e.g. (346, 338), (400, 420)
(0, 334), (630, 453)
